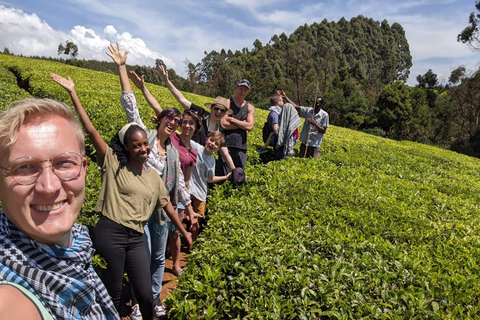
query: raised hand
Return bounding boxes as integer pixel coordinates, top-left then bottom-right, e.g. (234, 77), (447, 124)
(106, 42), (128, 66)
(128, 71), (145, 90)
(50, 73), (75, 93)
(157, 65), (169, 83)
(276, 89), (286, 98)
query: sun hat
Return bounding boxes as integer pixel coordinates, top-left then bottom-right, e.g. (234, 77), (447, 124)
(237, 79), (251, 89)
(205, 96), (233, 115)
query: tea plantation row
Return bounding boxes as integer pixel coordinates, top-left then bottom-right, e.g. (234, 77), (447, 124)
(1, 54), (480, 319)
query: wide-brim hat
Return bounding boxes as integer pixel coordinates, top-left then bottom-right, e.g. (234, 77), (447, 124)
(205, 96), (233, 115)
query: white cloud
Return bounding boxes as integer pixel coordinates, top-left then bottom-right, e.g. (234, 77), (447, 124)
(224, 0), (281, 10)
(0, 5), (174, 68)
(0, 6), (64, 56)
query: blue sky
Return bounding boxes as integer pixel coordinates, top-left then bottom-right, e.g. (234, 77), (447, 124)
(0, 0), (478, 86)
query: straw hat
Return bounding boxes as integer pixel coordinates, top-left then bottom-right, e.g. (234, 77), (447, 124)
(205, 96), (233, 115)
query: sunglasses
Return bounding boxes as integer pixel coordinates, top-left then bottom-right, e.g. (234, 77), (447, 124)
(213, 107), (227, 113)
(165, 114), (181, 126)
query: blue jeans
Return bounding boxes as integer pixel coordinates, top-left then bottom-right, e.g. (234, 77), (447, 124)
(144, 214), (170, 299)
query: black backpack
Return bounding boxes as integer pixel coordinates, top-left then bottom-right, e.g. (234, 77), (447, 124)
(262, 121), (272, 144)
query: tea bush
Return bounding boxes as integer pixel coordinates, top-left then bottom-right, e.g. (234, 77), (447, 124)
(167, 128), (480, 319)
(2, 54), (480, 319)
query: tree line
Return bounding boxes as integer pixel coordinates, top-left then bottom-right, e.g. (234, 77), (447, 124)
(3, 11), (480, 157)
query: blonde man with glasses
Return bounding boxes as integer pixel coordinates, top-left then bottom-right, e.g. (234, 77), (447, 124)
(0, 98), (119, 319)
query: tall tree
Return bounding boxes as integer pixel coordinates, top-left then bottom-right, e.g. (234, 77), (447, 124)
(57, 40), (78, 58)
(374, 81), (412, 137)
(458, 1), (480, 50)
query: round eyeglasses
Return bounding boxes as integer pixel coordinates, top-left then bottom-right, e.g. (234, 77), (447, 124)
(0, 152), (84, 186)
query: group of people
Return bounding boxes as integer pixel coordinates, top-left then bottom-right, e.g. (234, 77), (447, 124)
(0, 41), (329, 320)
(259, 90), (329, 160)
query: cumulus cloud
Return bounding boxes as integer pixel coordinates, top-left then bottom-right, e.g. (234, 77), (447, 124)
(0, 5), (174, 67)
(0, 6), (64, 56)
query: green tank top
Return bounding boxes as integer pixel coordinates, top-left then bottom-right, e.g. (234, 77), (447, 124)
(0, 281), (54, 320)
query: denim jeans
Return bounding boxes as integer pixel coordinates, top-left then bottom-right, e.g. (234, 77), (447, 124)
(144, 214), (170, 299)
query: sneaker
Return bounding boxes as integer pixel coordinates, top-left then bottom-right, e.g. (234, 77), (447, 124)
(258, 148), (268, 154)
(173, 269), (184, 277)
(154, 303), (167, 319)
(131, 304), (142, 320)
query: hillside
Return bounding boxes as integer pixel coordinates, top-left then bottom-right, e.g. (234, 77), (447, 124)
(1, 55), (480, 318)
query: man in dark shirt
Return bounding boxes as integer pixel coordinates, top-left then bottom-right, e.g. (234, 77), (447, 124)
(219, 79), (255, 175)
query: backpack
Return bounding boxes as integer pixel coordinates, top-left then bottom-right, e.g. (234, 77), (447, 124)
(262, 121), (272, 144)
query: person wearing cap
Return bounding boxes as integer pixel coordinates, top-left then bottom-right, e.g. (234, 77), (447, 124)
(50, 72), (192, 320)
(129, 65), (236, 172)
(278, 90), (329, 158)
(218, 79), (255, 175)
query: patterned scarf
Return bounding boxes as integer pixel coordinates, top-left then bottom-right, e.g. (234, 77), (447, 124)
(0, 212), (119, 320)
(163, 141), (180, 206)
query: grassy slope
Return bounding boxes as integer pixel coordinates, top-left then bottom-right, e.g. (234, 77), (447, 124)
(1, 54), (480, 319)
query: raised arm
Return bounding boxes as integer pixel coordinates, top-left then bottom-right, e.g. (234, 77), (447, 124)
(128, 70), (163, 116)
(50, 73), (107, 161)
(158, 65), (192, 109)
(106, 43), (132, 93)
(277, 90), (299, 109)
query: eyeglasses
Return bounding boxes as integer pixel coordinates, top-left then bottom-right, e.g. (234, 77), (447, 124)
(165, 114), (181, 126)
(213, 107), (227, 113)
(0, 152), (84, 186)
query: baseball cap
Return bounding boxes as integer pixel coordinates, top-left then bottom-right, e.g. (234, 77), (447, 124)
(237, 79), (251, 89)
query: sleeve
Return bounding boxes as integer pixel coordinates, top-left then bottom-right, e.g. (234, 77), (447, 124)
(298, 106), (310, 119)
(177, 168), (192, 206)
(269, 112), (279, 125)
(120, 91), (148, 131)
(156, 175), (170, 209)
(190, 103), (207, 117)
(96, 145), (115, 169)
(323, 113), (329, 128)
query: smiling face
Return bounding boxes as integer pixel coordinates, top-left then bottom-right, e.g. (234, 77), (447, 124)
(158, 113), (181, 137)
(124, 130), (151, 169)
(181, 114), (197, 139)
(204, 136), (221, 154)
(211, 105), (228, 122)
(0, 115), (87, 247)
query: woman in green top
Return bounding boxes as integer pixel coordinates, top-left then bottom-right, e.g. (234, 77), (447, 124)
(51, 73), (192, 320)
